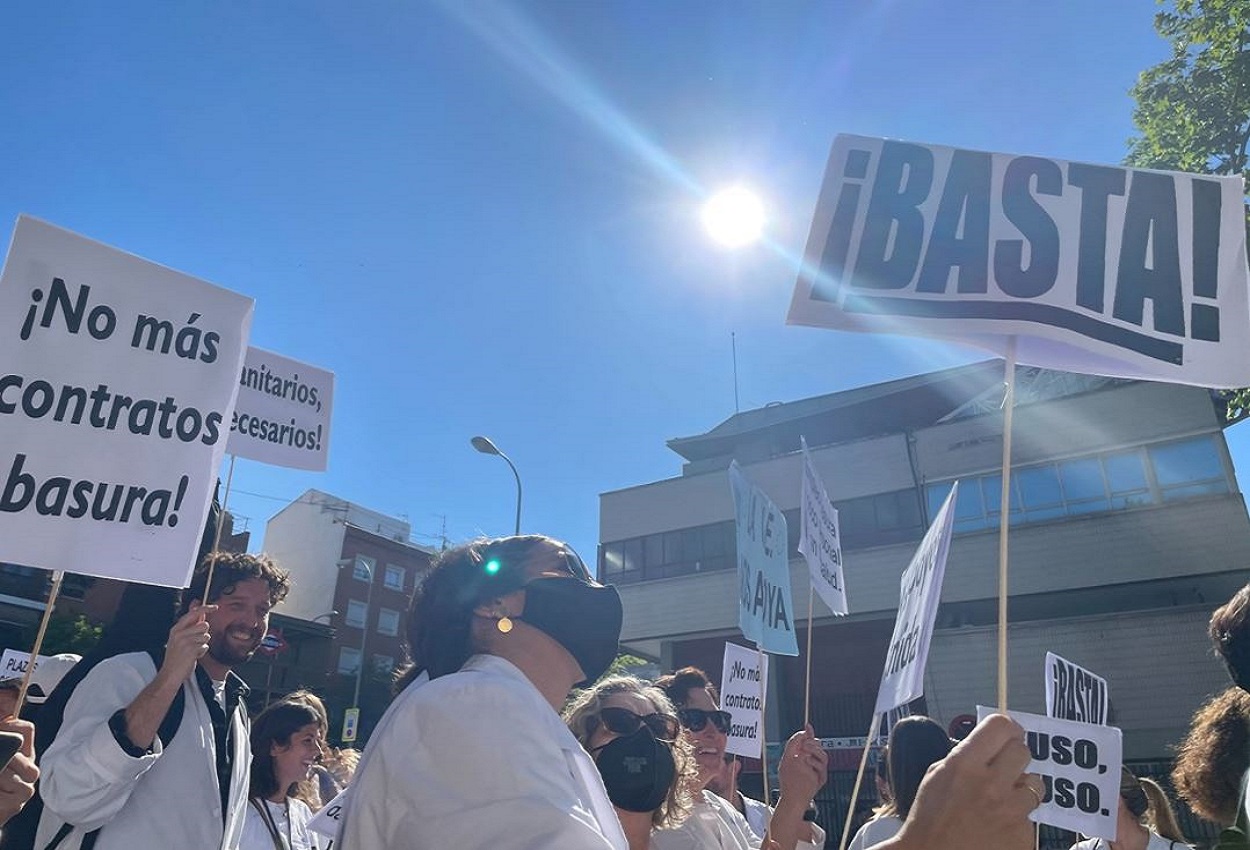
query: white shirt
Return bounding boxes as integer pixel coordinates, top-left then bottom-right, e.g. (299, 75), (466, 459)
(240, 797), (325, 850)
(35, 653), (251, 850)
(651, 790), (825, 850)
(849, 815), (902, 850)
(336, 654), (628, 850)
(1071, 832), (1188, 850)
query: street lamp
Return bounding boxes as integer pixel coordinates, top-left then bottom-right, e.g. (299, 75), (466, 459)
(471, 435), (522, 536)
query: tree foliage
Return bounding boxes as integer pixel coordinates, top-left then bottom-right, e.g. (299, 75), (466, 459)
(1128, 1), (1250, 413)
(41, 613), (102, 657)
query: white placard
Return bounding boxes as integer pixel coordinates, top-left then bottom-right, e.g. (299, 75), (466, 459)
(1045, 651), (1109, 725)
(720, 642), (770, 758)
(225, 346), (334, 471)
(978, 706), (1123, 841)
(0, 216), (252, 586)
(309, 786), (347, 845)
(797, 437), (847, 615)
(789, 135), (1250, 389)
(0, 650), (47, 679)
(729, 462), (798, 656)
(874, 483), (957, 714)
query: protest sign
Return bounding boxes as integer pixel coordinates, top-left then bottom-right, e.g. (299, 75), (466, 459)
(1045, 651), (1109, 725)
(978, 705), (1123, 840)
(874, 483), (957, 714)
(0, 649), (46, 679)
(729, 462), (798, 655)
(308, 786), (347, 846)
(720, 642), (770, 758)
(797, 437), (847, 615)
(226, 346), (334, 471)
(0, 216), (253, 586)
(789, 134), (1250, 388)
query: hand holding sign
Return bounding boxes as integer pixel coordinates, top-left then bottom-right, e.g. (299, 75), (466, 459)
(887, 715), (1042, 850)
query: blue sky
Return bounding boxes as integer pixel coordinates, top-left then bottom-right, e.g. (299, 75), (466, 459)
(0, 1), (1235, 565)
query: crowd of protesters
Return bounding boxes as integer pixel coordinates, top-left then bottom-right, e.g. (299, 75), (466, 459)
(0, 532), (1243, 849)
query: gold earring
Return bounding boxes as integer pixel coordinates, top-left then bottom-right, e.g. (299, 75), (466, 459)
(497, 615), (513, 634)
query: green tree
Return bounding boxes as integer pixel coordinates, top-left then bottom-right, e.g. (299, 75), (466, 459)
(41, 612), (103, 657)
(1127, 0), (1250, 416)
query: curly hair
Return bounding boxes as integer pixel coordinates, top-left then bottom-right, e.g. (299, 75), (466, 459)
(395, 535), (574, 690)
(564, 675), (696, 829)
(179, 551), (290, 615)
(654, 666), (719, 709)
(1172, 686), (1250, 827)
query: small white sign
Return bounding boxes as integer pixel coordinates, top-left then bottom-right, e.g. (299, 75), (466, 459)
(978, 706), (1123, 841)
(875, 483), (957, 714)
(0, 650), (47, 679)
(798, 437), (847, 615)
(720, 642), (769, 759)
(341, 707), (360, 743)
(225, 346), (334, 471)
(0, 216), (253, 587)
(309, 786), (348, 843)
(1045, 652), (1109, 725)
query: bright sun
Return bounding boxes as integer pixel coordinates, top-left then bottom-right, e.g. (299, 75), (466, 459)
(701, 186), (766, 248)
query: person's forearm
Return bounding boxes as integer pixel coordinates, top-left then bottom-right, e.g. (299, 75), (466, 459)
(766, 795), (811, 850)
(121, 670), (183, 750)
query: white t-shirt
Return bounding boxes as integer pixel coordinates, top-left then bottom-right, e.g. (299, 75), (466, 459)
(1070, 832), (1188, 850)
(240, 797), (325, 850)
(848, 815), (902, 850)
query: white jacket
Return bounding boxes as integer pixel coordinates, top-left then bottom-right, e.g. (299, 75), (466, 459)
(35, 652), (251, 850)
(651, 790), (826, 850)
(337, 654), (628, 850)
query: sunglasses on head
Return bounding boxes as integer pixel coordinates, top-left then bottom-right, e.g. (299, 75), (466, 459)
(597, 706), (679, 741)
(677, 708), (733, 734)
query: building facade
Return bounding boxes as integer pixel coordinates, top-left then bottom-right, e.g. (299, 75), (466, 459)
(262, 489), (435, 742)
(600, 362), (1249, 842)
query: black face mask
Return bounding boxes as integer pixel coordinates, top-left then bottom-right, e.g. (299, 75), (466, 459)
(520, 578), (622, 687)
(592, 726), (677, 813)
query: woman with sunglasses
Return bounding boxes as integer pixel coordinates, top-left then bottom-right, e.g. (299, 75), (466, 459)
(565, 675), (698, 850)
(337, 535), (627, 850)
(651, 667), (827, 850)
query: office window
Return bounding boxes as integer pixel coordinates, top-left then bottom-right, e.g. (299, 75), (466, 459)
(384, 565), (405, 591)
(345, 599), (368, 629)
(337, 646), (361, 675)
(377, 607), (400, 637)
(352, 555), (375, 583)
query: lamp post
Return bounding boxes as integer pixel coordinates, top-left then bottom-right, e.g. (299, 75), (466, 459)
(471, 435), (522, 535)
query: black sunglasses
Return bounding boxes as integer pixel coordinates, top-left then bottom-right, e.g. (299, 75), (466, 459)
(677, 708), (732, 734)
(597, 706), (679, 741)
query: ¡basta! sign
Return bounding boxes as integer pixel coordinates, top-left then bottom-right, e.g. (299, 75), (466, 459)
(789, 135), (1250, 389)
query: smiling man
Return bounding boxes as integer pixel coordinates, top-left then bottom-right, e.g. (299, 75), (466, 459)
(34, 553), (290, 850)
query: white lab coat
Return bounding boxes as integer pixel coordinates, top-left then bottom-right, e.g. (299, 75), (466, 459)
(337, 654), (628, 850)
(35, 652), (251, 850)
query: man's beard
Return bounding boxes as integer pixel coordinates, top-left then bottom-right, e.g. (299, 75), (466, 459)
(207, 629), (260, 668)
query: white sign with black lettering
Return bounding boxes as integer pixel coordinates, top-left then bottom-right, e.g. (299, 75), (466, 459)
(0, 216), (253, 586)
(0, 649), (46, 679)
(798, 437), (847, 615)
(789, 134), (1250, 389)
(720, 642), (770, 758)
(1045, 652), (1109, 725)
(309, 786), (346, 847)
(977, 705), (1123, 840)
(874, 483), (957, 714)
(225, 346), (334, 471)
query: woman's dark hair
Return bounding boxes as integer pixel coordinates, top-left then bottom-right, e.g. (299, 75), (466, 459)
(249, 699), (323, 801)
(395, 535), (569, 690)
(882, 716), (952, 819)
(654, 666), (719, 708)
(1173, 686), (1250, 827)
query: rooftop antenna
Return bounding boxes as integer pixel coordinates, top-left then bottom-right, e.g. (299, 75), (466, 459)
(731, 332), (740, 414)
